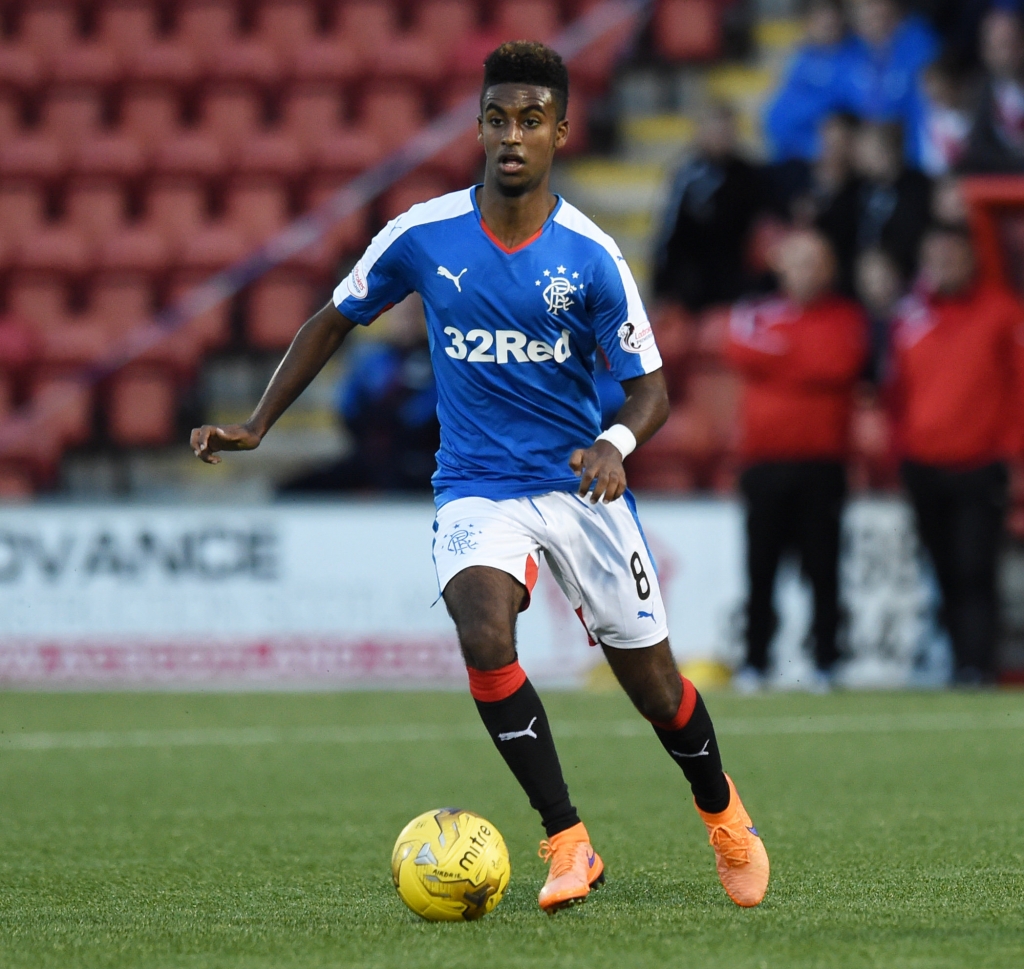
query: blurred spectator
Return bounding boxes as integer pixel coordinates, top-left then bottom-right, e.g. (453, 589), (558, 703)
(726, 231), (868, 691)
(838, 0), (940, 165)
(931, 173), (969, 223)
(778, 112), (863, 294)
(960, 9), (1024, 173)
(890, 223), (1024, 683)
(854, 121), (933, 276)
(653, 103), (770, 314)
(855, 246), (905, 382)
(764, 0), (852, 162)
(917, 56), (972, 175)
(280, 296), (439, 494)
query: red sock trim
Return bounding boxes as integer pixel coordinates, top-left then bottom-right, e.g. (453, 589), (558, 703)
(467, 660), (527, 703)
(650, 675), (697, 731)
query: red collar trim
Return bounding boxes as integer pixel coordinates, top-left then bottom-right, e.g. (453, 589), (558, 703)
(479, 217), (545, 254)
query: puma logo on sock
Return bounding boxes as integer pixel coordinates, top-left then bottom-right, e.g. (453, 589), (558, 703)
(498, 716), (538, 741)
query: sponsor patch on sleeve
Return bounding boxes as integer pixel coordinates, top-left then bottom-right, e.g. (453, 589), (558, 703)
(618, 320), (655, 354)
(343, 260), (369, 300)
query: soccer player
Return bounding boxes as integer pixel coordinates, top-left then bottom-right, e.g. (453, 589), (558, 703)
(191, 42), (769, 912)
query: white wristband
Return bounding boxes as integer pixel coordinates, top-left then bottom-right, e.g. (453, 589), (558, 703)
(595, 424), (637, 459)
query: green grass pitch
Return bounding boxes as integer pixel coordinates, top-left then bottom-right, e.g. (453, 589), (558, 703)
(1, 688), (1023, 969)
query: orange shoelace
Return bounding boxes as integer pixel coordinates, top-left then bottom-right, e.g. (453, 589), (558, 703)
(538, 839), (579, 878)
(707, 821), (752, 867)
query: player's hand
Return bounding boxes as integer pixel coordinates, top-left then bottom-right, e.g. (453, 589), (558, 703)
(190, 423), (261, 464)
(569, 440), (627, 504)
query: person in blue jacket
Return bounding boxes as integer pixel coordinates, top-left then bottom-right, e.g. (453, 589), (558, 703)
(764, 0), (853, 162)
(837, 0), (939, 165)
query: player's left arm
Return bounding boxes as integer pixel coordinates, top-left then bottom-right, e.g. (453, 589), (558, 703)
(570, 369), (669, 504)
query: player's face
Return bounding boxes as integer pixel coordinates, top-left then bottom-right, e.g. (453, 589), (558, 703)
(479, 84), (569, 197)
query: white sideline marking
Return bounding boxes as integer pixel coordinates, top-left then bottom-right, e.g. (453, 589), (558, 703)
(2, 710), (1024, 753)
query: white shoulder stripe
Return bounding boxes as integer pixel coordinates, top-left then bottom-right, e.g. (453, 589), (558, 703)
(334, 188), (475, 304)
(554, 202), (662, 374)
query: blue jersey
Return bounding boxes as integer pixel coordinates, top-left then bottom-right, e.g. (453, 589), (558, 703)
(334, 187), (662, 507)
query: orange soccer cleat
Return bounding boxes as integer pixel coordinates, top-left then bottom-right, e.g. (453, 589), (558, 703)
(537, 821), (605, 912)
(696, 774), (770, 907)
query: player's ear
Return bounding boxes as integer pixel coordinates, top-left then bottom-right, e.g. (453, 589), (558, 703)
(554, 117), (570, 150)
(477, 114), (484, 143)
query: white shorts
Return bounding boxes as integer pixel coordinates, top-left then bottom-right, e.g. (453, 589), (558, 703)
(432, 491), (669, 650)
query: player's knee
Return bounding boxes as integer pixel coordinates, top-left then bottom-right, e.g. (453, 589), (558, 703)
(457, 619), (516, 671)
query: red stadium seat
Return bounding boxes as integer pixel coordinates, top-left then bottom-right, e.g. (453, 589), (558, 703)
(174, 221), (247, 272)
(0, 373), (12, 421)
(0, 134), (66, 181)
(121, 40), (198, 85)
(372, 34), (442, 84)
(653, 0), (722, 62)
(236, 130), (306, 178)
(359, 83), (424, 152)
(0, 182), (47, 248)
(73, 132), (147, 179)
(305, 176), (370, 258)
(257, 0), (319, 61)
(16, 226), (90, 275)
(291, 38), (363, 84)
(334, 1), (399, 60)
(7, 274), (69, 330)
(380, 174), (452, 222)
(0, 467), (35, 499)
(106, 366), (177, 446)
(208, 39), (281, 86)
(145, 178), (209, 250)
(89, 274), (156, 334)
(164, 277), (233, 351)
(98, 1), (160, 57)
(0, 313), (40, 376)
(495, 0), (561, 41)
(0, 44), (41, 90)
(36, 317), (113, 367)
(120, 83), (183, 150)
(97, 225), (170, 276)
(51, 43), (120, 86)
(199, 83), (263, 154)
(151, 130), (225, 178)
(66, 179), (129, 243)
(0, 410), (64, 487)
(0, 88), (18, 137)
(282, 84), (347, 152)
(226, 178), (290, 246)
(30, 376), (94, 446)
(414, 0), (479, 57)
(41, 86), (105, 149)
(567, 0), (630, 93)
(21, 2), (78, 70)
(309, 128), (383, 179)
(246, 269), (317, 349)
(177, 0), (240, 67)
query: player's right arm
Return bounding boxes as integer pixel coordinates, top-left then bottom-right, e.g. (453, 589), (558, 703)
(191, 301), (356, 464)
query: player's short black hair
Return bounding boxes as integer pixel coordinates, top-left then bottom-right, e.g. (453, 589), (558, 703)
(481, 41), (569, 121)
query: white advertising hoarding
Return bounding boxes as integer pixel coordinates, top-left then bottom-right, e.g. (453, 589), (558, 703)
(0, 497), (941, 688)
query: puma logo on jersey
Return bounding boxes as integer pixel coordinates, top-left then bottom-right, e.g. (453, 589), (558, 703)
(437, 266), (468, 291)
(498, 717), (538, 741)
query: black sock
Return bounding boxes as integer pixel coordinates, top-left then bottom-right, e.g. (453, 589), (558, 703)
(653, 692), (731, 814)
(474, 677), (580, 837)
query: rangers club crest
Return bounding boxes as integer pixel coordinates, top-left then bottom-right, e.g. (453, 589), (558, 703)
(536, 265), (581, 316)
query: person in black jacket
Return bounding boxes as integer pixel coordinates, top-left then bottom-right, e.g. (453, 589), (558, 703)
(653, 103), (770, 313)
(853, 120), (933, 277)
(960, 9), (1024, 174)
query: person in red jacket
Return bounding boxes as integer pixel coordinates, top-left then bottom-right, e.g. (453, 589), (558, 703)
(727, 230), (868, 691)
(890, 223), (1024, 684)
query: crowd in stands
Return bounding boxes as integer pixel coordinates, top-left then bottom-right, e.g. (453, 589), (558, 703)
(645, 0), (1024, 685)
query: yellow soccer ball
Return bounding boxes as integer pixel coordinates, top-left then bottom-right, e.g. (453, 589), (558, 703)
(391, 807), (510, 921)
